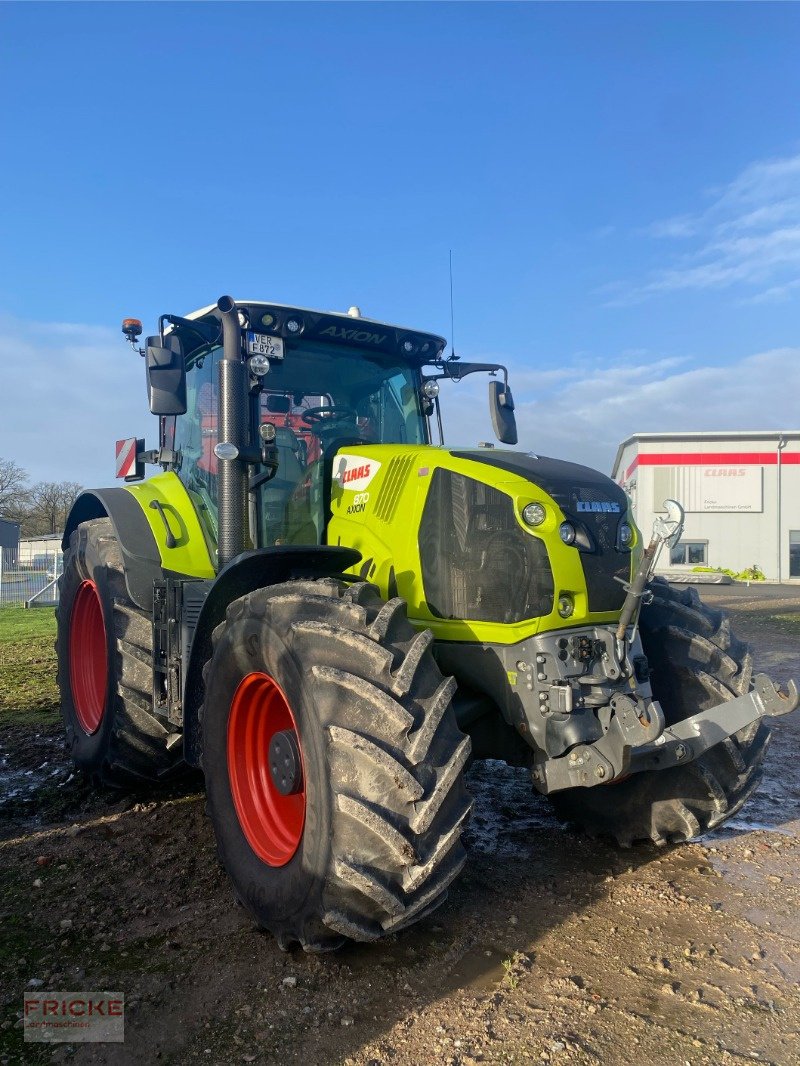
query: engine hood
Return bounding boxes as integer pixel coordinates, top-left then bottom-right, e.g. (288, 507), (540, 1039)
(450, 450), (629, 514)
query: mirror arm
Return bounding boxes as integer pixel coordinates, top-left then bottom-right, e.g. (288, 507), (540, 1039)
(159, 314), (222, 350)
(424, 361), (509, 387)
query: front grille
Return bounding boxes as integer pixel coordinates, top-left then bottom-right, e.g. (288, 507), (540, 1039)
(419, 470), (554, 623)
(449, 450), (631, 615)
(566, 484), (629, 613)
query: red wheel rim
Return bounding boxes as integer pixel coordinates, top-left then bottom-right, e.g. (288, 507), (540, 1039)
(69, 580), (108, 735)
(227, 672), (306, 867)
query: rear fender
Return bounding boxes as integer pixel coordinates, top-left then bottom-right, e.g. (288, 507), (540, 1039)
(63, 474), (216, 612)
(62, 489), (165, 612)
(182, 545), (361, 767)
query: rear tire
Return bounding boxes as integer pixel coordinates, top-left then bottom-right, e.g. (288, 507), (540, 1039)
(200, 578), (472, 951)
(549, 579), (770, 846)
(56, 518), (183, 786)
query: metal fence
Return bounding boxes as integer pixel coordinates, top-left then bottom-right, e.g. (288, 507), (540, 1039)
(0, 545), (63, 607)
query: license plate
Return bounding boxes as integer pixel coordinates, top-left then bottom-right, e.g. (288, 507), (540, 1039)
(247, 332), (284, 360)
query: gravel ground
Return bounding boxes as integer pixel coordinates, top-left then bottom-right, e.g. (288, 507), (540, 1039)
(1, 588), (799, 1066)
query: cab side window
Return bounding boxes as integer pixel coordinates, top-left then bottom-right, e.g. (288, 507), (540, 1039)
(173, 345), (223, 541)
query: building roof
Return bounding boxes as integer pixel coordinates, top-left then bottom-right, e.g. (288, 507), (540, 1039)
(611, 430), (800, 478)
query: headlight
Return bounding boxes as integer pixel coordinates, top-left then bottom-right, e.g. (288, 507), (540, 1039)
(247, 354), (271, 377)
(285, 316), (303, 334)
(559, 521), (576, 545)
(422, 380), (440, 399)
(558, 594), (574, 618)
(522, 502), (546, 527)
(618, 521), (633, 549)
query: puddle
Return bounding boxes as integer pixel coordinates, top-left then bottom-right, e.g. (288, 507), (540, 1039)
(0, 740), (78, 830)
(463, 760), (560, 859)
(709, 754), (800, 840)
(0, 753), (71, 802)
(447, 944), (511, 991)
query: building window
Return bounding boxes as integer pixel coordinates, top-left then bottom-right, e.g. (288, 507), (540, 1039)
(670, 541), (707, 566)
(790, 532), (800, 579)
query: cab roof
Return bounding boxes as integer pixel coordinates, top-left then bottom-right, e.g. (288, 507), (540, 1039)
(185, 300), (448, 364)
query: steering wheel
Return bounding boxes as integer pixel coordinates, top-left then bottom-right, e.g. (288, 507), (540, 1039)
(302, 405), (358, 429)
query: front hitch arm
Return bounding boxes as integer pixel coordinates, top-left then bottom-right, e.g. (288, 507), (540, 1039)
(628, 673), (799, 777)
(533, 674), (799, 794)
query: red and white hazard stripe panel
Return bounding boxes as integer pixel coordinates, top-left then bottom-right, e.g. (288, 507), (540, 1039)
(115, 438), (138, 479)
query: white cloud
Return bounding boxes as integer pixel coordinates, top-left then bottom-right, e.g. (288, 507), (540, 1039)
(590, 224), (617, 240)
(745, 276), (800, 305)
(610, 151), (800, 304)
(643, 215), (698, 240)
(0, 313), (150, 488)
(442, 346), (800, 475)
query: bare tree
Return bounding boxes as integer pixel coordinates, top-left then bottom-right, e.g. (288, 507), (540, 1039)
(21, 481), (84, 537)
(0, 457), (28, 520)
(0, 458), (83, 536)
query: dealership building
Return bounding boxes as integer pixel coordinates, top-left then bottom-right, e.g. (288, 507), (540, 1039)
(611, 431), (800, 581)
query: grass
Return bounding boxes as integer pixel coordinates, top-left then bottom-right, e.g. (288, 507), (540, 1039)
(0, 607), (59, 720)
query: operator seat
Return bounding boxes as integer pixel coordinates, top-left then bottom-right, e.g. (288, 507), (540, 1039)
(267, 424), (305, 498)
(259, 424), (307, 542)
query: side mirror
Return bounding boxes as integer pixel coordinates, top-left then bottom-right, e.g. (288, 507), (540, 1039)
(489, 380), (517, 446)
(146, 335), (186, 415)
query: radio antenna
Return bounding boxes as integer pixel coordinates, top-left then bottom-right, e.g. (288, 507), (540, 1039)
(449, 249), (458, 360)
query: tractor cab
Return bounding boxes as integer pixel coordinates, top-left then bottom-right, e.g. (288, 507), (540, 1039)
(145, 301), (515, 556)
(159, 302), (439, 552)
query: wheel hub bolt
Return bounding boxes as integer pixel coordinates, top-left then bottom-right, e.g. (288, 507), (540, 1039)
(269, 730), (304, 796)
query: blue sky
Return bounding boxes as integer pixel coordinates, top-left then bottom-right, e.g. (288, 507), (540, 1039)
(2, 1), (800, 488)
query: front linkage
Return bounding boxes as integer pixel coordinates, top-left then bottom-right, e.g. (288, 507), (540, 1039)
(534, 664), (798, 794)
(518, 500), (799, 794)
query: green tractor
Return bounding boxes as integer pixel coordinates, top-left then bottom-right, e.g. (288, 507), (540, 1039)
(57, 296), (797, 951)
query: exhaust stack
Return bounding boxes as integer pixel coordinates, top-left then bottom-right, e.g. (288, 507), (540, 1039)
(215, 295), (249, 568)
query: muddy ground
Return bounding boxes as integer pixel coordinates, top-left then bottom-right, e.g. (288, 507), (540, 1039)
(1, 587), (799, 1065)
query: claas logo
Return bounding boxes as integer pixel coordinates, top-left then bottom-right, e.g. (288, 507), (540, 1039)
(576, 501), (622, 514)
(341, 463), (371, 485)
(333, 455), (382, 492)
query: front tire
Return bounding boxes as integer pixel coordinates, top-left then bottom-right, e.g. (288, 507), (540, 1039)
(550, 579), (770, 846)
(56, 518), (183, 786)
(200, 579), (472, 951)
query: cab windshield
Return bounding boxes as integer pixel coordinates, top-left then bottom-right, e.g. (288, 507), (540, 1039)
(258, 337), (427, 448)
(169, 337), (427, 550)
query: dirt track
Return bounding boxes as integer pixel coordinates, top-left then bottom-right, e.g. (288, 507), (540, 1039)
(1, 588), (799, 1065)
